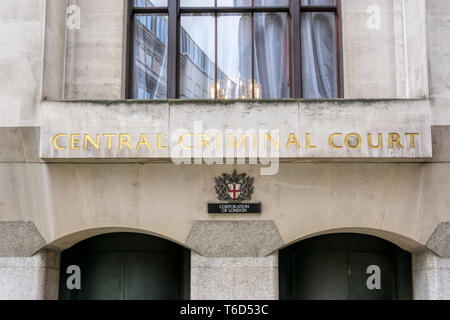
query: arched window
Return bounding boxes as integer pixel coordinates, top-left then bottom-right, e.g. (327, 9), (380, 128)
(126, 0), (343, 99)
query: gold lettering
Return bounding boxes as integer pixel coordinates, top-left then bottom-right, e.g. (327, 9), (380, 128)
(216, 133), (221, 149)
(368, 133), (382, 149)
(52, 134), (67, 150)
(405, 133), (419, 148)
(264, 134), (279, 149)
(70, 134), (81, 150)
(84, 134), (100, 150)
(306, 133), (316, 149)
(136, 134), (150, 150)
(228, 134), (247, 149)
(328, 133), (343, 149)
(103, 134), (116, 150)
(389, 133), (404, 149)
(198, 133), (210, 148)
(179, 133), (193, 149)
(286, 133), (300, 149)
(157, 133), (167, 149)
(345, 133), (362, 149)
(119, 134), (132, 150)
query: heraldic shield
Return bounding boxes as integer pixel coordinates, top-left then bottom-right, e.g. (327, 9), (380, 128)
(215, 170), (254, 203)
(228, 183), (241, 200)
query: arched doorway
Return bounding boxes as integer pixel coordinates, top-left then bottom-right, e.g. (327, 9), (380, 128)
(279, 233), (412, 300)
(59, 233), (190, 300)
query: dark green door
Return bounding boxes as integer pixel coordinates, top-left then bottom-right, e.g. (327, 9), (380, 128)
(59, 233), (190, 300)
(279, 233), (412, 300)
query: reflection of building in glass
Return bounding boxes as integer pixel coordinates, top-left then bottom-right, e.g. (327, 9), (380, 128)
(180, 29), (237, 99)
(134, 14), (168, 99)
(134, 0), (237, 99)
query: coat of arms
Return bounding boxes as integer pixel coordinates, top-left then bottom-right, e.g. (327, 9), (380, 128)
(215, 170), (254, 202)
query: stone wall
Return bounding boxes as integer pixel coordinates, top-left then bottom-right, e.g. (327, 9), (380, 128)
(64, 0), (124, 99)
(0, 0), (46, 126)
(427, 0), (450, 125)
(0, 0), (449, 300)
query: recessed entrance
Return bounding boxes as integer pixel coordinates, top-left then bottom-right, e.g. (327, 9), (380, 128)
(59, 232), (190, 300)
(279, 233), (412, 300)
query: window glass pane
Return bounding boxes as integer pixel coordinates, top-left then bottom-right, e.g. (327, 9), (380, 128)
(301, 0), (336, 6)
(146, 51), (153, 68)
(301, 12), (337, 98)
(180, 0), (215, 7)
(134, 0), (167, 7)
(255, 0), (289, 6)
(254, 13), (289, 99)
(218, 14), (251, 99)
(133, 14), (168, 99)
(180, 15), (215, 99)
(217, 0), (251, 6)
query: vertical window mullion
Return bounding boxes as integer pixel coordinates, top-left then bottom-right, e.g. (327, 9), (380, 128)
(336, 0), (344, 98)
(251, 0), (255, 99)
(167, 0), (179, 98)
(291, 0), (301, 98)
(251, 12), (255, 99)
(126, 0), (134, 99)
(215, 0), (218, 99)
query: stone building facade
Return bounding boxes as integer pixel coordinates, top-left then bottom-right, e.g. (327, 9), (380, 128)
(0, 0), (449, 300)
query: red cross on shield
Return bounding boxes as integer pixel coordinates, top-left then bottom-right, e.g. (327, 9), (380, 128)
(228, 183), (241, 200)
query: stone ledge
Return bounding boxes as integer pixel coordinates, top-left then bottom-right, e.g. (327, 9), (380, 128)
(0, 221), (46, 257)
(186, 220), (284, 257)
(426, 222), (450, 258)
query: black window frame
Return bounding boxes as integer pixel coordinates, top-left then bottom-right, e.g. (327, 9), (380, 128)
(126, 0), (343, 99)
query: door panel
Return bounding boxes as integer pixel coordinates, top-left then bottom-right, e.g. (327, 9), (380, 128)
(347, 252), (396, 300)
(75, 252), (124, 300)
(279, 233), (412, 300)
(124, 252), (181, 300)
(293, 251), (348, 300)
(59, 233), (190, 300)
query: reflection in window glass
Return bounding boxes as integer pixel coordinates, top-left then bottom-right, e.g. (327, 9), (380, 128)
(301, 12), (337, 98)
(146, 52), (153, 68)
(180, 0), (215, 7)
(301, 0), (336, 5)
(180, 15), (215, 99)
(133, 15), (168, 99)
(217, 0), (251, 6)
(134, 0), (168, 7)
(255, 0), (289, 6)
(254, 13), (289, 98)
(218, 14), (251, 99)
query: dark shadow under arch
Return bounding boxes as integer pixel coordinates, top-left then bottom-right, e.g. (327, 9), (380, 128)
(59, 232), (190, 300)
(279, 233), (412, 300)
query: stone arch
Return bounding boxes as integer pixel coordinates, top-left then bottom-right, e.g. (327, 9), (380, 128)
(45, 226), (191, 251)
(280, 227), (424, 254)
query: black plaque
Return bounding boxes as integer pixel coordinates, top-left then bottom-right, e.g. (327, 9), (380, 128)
(208, 203), (261, 214)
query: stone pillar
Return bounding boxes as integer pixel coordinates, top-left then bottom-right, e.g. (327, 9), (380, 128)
(413, 222), (450, 300)
(0, 248), (60, 300)
(0, 221), (60, 300)
(412, 249), (450, 300)
(187, 221), (283, 300)
(191, 252), (278, 300)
